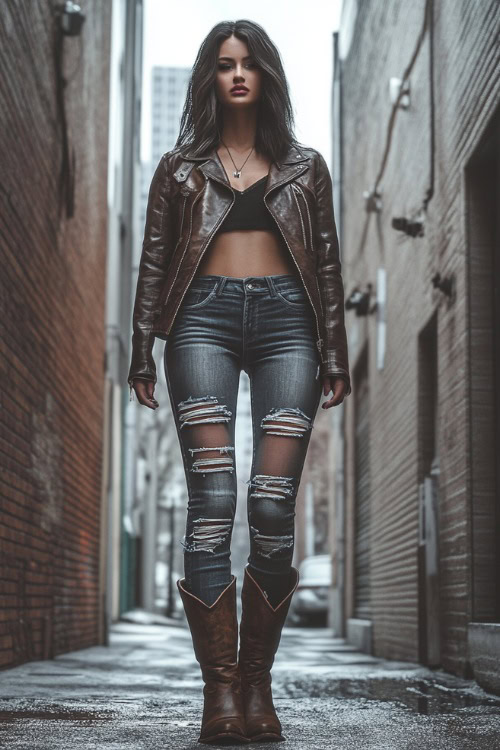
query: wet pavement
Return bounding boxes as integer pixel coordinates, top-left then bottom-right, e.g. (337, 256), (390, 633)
(1, 619), (500, 749)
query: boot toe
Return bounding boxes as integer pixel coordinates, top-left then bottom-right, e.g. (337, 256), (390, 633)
(200, 717), (249, 744)
(246, 717), (283, 741)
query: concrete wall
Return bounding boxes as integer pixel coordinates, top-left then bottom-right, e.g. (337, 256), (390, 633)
(0, 1), (111, 667)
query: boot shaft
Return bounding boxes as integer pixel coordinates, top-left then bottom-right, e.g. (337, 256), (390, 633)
(239, 566), (299, 680)
(177, 575), (239, 682)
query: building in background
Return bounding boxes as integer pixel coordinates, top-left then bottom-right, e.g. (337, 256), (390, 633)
(295, 412), (334, 564)
(151, 66), (192, 163)
(132, 65), (191, 616)
(294, 35), (342, 602)
(330, 0), (500, 694)
(0, 0), (113, 667)
(140, 66), (191, 230)
(104, 0), (144, 631)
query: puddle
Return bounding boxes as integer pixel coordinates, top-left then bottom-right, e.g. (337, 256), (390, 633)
(284, 676), (500, 715)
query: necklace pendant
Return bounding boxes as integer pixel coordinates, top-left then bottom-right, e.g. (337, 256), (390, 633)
(233, 170), (241, 178)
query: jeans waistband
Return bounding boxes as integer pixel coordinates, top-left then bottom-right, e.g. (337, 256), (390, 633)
(191, 274), (303, 297)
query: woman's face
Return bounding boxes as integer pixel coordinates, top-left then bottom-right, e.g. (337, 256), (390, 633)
(215, 34), (262, 108)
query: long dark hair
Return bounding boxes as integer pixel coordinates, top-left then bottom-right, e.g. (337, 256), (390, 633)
(175, 19), (298, 164)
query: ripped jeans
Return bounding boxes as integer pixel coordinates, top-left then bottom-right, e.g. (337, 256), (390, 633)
(163, 274), (323, 607)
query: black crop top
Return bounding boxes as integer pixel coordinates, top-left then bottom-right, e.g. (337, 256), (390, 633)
(217, 175), (279, 234)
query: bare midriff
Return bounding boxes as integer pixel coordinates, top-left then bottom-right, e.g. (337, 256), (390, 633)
(195, 148), (300, 280)
(195, 229), (300, 279)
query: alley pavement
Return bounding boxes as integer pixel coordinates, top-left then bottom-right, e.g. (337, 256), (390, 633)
(1, 617), (500, 749)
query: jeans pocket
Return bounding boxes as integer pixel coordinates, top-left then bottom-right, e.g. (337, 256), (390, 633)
(182, 281), (219, 309)
(275, 286), (309, 310)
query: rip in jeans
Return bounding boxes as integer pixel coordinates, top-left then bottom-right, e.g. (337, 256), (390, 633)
(250, 525), (294, 559)
(177, 395), (232, 429)
(188, 446), (235, 476)
(260, 406), (312, 438)
(246, 474), (296, 501)
(181, 518), (232, 554)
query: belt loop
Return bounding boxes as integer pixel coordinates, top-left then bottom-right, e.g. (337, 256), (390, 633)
(266, 276), (278, 297)
(215, 276), (227, 296)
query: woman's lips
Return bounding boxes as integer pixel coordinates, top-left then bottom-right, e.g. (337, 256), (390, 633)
(230, 88), (248, 95)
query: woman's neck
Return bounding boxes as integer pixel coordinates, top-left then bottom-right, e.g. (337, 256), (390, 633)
(219, 107), (258, 152)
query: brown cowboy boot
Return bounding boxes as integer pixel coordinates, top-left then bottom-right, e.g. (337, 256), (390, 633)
(238, 565), (299, 742)
(177, 575), (249, 745)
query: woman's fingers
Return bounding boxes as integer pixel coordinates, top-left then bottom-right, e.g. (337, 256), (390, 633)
(134, 379), (159, 410)
(321, 377), (346, 409)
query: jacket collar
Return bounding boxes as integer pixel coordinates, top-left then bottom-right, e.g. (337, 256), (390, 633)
(178, 142), (309, 192)
(179, 142), (308, 167)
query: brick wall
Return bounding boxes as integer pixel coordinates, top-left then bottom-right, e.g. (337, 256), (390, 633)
(339, 0), (499, 674)
(0, 1), (111, 667)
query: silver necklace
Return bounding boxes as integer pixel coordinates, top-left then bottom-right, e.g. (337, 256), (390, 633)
(221, 139), (254, 178)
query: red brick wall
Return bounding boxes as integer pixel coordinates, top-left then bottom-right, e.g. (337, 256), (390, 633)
(340, 0), (499, 674)
(0, 1), (111, 667)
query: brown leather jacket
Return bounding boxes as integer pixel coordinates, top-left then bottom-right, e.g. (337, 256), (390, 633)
(128, 142), (351, 395)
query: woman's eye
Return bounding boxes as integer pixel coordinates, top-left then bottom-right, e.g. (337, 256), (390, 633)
(217, 62), (257, 71)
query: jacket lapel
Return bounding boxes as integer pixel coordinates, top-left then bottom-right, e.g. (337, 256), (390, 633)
(179, 142), (310, 194)
(197, 151), (229, 187)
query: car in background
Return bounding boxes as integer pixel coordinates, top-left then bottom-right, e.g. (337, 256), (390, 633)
(289, 554), (332, 626)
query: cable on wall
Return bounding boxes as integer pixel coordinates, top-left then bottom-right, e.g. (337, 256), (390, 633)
(364, 0), (435, 238)
(422, 0), (435, 211)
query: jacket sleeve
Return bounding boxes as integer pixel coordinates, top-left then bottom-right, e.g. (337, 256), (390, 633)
(127, 152), (173, 390)
(314, 150), (351, 395)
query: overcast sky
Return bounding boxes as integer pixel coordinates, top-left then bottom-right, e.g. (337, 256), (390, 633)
(141, 0), (342, 167)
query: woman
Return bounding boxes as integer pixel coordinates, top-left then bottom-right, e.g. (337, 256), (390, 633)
(128, 19), (350, 745)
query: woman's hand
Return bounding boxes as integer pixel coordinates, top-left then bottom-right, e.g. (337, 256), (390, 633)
(321, 376), (346, 409)
(133, 379), (159, 410)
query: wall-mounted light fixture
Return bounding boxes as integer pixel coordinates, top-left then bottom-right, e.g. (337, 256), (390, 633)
(391, 211), (425, 238)
(56, 1), (85, 36)
(431, 272), (453, 298)
(345, 283), (376, 316)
